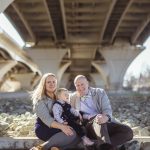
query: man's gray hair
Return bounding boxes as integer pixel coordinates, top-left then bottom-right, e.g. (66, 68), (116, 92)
(74, 75), (87, 84)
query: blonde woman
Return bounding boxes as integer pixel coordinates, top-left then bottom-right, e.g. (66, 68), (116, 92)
(30, 73), (78, 150)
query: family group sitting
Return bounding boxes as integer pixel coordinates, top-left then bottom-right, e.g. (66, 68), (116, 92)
(30, 73), (133, 150)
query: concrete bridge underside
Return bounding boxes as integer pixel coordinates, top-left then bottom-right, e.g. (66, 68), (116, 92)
(0, 0), (150, 91)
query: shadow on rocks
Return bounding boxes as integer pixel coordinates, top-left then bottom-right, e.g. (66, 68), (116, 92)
(64, 140), (150, 150)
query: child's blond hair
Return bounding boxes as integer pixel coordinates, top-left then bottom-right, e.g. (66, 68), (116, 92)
(56, 88), (68, 99)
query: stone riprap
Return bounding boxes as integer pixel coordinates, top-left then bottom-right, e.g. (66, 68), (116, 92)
(109, 93), (150, 137)
(0, 92), (150, 137)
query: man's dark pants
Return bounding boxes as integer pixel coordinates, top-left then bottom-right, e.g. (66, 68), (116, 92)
(85, 118), (133, 146)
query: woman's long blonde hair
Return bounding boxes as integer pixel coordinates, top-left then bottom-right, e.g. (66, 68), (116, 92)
(31, 73), (57, 106)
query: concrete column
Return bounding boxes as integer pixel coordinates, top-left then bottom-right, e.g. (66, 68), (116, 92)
(59, 73), (71, 88)
(100, 40), (143, 90)
(10, 73), (35, 90)
(0, 0), (14, 13)
(90, 73), (104, 88)
(0, 60), (17, 80)
(0, 32), (41, 91)
(91, 61), (109, 89)
(26, 48), (68, 75)
(57, 61), (71, 86)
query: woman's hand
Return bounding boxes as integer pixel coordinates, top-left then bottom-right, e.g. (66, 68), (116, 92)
(60, 124), (73, 136)
(50, 121), (73, 136)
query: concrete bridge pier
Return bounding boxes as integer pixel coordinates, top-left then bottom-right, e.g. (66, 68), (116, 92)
(26, 48), (68, 75)
(100, 40), (143, 90)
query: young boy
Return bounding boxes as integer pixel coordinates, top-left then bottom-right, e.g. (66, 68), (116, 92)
(52, 88), (94, 146)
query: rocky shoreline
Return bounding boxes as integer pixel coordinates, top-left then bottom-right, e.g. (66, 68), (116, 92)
(0, 92), (150, 138)
(110, 94), (150, 137)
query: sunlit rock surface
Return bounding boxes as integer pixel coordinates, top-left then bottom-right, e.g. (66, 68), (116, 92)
(0, 92), (150, 137)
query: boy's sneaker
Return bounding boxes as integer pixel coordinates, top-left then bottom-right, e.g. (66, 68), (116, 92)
(82, 136), (94, 146)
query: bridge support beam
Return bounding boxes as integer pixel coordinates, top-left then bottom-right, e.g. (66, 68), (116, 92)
(10, 72), (36, 90)
(0, 60), (17, 79)
(91, 61), (109, 89)
(0, 0), (14, 13)
(26, 48), (68, 75)
(0, 31), (41, 74)
(100, 40), (143, 90)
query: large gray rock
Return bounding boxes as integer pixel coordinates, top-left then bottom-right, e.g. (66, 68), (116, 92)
(140, 142), (150, 150)
(119, 140), (140, 150)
